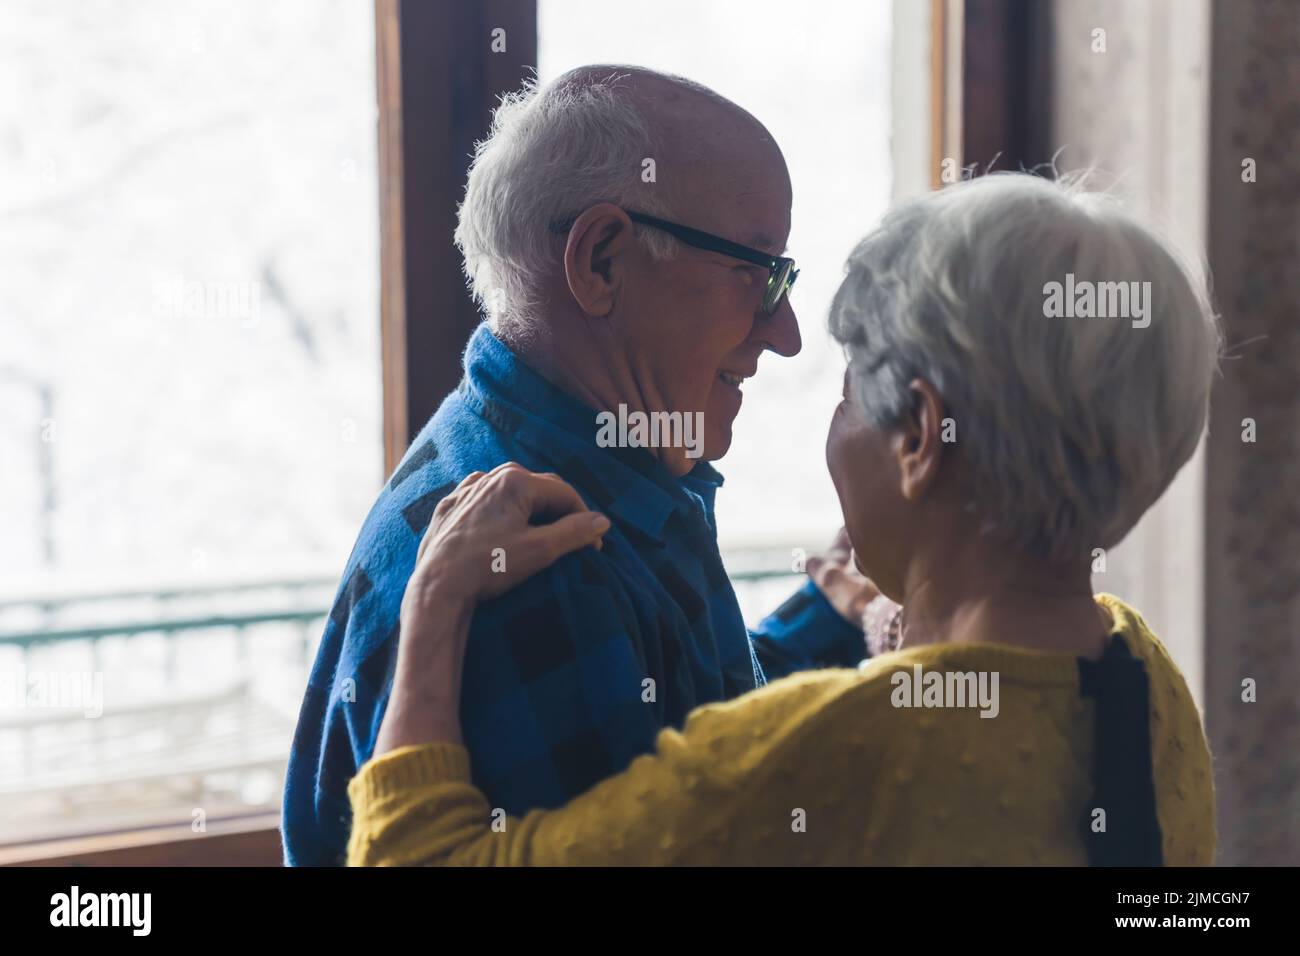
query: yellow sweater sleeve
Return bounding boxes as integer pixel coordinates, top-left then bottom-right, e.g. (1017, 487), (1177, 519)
(346, 670), (865, 866)
(346, 596), (1215, 866)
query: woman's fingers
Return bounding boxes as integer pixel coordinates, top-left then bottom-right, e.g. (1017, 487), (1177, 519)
(807, 531), (879, 627)
(511, 469), (591, 521)
(423, 470), (489, 560)
(472, 469), (608, 597)
(487, 511), (610, 596)
(412, 463), (611, 603)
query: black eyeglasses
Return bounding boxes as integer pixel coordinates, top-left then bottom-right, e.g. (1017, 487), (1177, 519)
(550, 209), (798, 315)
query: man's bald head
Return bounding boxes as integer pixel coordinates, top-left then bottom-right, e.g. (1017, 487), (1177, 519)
(454, 65), (791, 327)
(568, 64), (774, 164)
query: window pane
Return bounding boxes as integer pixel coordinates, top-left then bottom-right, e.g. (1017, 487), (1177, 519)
(0, 0), (380, 843)
(539, 0), (894, 617)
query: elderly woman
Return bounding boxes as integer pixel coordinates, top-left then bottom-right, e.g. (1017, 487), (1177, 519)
(347, 173), (1219, 866)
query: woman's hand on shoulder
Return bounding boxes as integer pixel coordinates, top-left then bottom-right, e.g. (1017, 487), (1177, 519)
(403, 462), (611, 615)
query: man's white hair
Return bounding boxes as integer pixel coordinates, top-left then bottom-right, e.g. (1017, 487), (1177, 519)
(829, 172), (1221, 564)
(454, 67), (690, 328)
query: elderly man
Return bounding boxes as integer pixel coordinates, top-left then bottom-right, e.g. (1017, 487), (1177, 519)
(281, 66), (866, 866)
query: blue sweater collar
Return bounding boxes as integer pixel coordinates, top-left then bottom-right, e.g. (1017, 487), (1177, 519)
(458, 323), (725, 544)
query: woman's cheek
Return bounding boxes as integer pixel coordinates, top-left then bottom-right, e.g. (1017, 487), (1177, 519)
(826, 402), (852, 491)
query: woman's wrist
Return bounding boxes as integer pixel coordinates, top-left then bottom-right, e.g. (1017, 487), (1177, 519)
(398, 574), (475, 668)
(374, 583), (476, 755)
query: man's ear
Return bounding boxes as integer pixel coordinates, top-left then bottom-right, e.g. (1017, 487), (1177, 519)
(891, 378), (946, 502)
(563, 203), (635, 318)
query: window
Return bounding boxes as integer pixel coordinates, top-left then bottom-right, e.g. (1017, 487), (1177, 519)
(0, 0), (933, 855)
(0, 0), (380, 845)
(539, 0), (921, 618)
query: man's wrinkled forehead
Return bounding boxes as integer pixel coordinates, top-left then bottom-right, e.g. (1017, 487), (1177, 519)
(699, 170), (792, 255)
(679, 140), (793, 253)
(639, 84), (791, 250)
(731, 187), (792, 254)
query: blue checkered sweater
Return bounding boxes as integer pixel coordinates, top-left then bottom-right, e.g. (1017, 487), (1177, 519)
(282, 324), (863, 865)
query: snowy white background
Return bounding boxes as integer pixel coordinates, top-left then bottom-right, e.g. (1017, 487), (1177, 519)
(0, 0), (891, 839)
(0, 0), (384, 597)
(1, 0), (893, 598)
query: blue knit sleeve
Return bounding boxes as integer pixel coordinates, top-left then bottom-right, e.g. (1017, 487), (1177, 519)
(749, 579), (866, 681)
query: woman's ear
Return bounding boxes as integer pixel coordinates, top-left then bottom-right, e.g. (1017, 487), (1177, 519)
(563, 203), (635, 318)
(891, 378), (946, 502)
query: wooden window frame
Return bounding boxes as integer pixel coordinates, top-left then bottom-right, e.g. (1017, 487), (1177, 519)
(0, 812), (283, 867)
(2, 0), (537, 868)
(958, 0), (1053, 177)
(378, 0), (538, 473)
(7, 0), (981, 867)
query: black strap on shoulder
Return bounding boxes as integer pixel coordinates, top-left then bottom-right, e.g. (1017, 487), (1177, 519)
(1077, 633), (1165, 866)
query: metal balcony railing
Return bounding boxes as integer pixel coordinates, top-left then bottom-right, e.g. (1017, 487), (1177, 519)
(0, 555), (802, 844)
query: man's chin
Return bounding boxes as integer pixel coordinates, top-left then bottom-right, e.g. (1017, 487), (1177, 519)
(694, 397), (739, 462)
(699, 423), (733, 462)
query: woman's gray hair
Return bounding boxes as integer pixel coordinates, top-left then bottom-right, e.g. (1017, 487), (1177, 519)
(454, 68), (681, 327)
(829, 172), (1221, 564)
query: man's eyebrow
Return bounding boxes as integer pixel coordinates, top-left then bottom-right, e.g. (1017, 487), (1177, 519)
(748, 235), (787, 256)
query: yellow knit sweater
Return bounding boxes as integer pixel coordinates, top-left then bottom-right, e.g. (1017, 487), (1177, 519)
(346, 594), (1215, 865)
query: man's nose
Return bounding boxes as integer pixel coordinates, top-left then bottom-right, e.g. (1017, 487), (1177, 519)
(755, 299), (802, 357)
